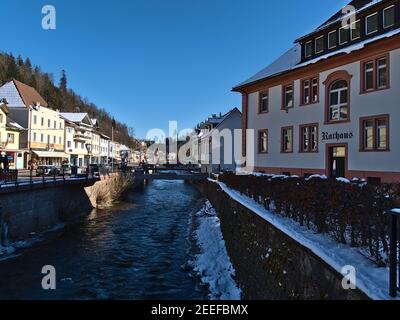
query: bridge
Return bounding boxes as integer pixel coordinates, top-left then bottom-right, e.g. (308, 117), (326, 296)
(132, 172), (207, 181)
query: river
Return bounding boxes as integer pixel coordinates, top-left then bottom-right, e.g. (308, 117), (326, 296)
(0, 180), (226, 300)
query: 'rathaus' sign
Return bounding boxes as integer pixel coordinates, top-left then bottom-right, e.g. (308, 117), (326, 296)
(322, 131), (354, 142)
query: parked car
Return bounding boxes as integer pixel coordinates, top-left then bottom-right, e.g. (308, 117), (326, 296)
(88, 164), (100, 177)
(36, 165), (60, 177)
(60, 164), (72, 176)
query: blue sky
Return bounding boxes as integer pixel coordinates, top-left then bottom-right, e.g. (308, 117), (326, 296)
(0, 0), (348, 138)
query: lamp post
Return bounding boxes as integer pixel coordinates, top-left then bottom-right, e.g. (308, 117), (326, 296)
(85, 143), (91, 177)
(389, 208), (400, 298)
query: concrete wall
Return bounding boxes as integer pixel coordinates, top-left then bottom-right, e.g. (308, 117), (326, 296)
(0, 184), (92, 242)
(194, 180), (368, 300)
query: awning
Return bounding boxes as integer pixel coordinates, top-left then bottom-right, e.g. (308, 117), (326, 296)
(33, 151), (69, 158)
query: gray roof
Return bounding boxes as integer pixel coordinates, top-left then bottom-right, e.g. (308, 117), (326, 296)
(234, 27), (400, 90)
(233, 45), (301, 89)
(295, 0), (384, 42)
(60, 112), (91, 125)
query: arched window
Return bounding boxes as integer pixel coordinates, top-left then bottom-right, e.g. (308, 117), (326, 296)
(328, 80), (348, 121)
(323, 70), (352, 124)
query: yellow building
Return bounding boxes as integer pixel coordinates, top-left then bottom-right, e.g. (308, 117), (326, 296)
(0, 103), (24, 169)
(0, 79), (67, 168)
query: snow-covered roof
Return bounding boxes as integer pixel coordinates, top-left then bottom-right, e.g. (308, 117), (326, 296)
(6, 117), (24, 131)
(234, 45), (301, 89)
(295, 0), (384, 43)
(60, 112), (90, 123)
(234, 27), (400, 90)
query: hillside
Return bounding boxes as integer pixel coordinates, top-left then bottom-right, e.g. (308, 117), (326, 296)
(0, 52), (138, 148)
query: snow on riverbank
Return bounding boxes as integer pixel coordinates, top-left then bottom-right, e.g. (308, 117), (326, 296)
(210, 179), (398, 300)
(191, 201), (242, 300)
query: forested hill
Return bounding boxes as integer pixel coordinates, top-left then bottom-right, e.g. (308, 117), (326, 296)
(0, 52), (138, 148)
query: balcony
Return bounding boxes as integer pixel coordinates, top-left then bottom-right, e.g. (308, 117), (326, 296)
(73, 133), (91, 141)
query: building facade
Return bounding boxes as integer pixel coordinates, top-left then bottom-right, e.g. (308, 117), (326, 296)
(0, 103), (24, 169)
(196, 108), (242, 174)
(0, 79), (66, 168)
(234, 0), (400, 182)
(61, 113), (94, 169)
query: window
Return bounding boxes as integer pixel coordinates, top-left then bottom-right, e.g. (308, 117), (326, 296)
(360, 115), (389, 151)
(54, 120), (57, 129)
(305, 41), (312, 58)
(41, 117), (44, 126)
(328, 30), (337, 49)
(259, 91), (269, 113)
(59, 136), (62, 145)
(383, 6), (395, 28)
(53, 136), (56, 144)
(47, 135), (50, 144)
(258, 130), (268, 153)
(301, 77), (319, 105)
(75, 142), (78, 149)
(48, 119), (51, 128)
(33, 115), (37, 125)
(282, 83), (294, 110)
(33, 132), (37, 141)
(351, 20), (361, 40)
(377, 57), (388, 88)
(315, 36), (324, 54)
(7, 133), (14, 144)
(366, 13), (379, 35)
(361, 54), (389, 92)
(328, 80), (349, 122)
(300, 124), (318, 152)
(67, 141), (71, 148)
(339, 27), (349, 44)
(281, 127), (293, 153)
(40, 133), (44, 142)
(60, 122), (63, 129)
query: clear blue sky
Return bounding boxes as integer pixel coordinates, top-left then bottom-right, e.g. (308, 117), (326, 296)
(0, 0), (348, 138)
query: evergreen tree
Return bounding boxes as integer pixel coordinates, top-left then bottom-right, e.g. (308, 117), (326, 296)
(59, 69), (67, 92)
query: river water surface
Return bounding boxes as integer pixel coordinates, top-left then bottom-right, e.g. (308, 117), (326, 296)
(0, 180), (211, 299)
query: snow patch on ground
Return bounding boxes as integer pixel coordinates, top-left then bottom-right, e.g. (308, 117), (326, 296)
(212, 180), (398, 300)
(191, 201), (242, 300)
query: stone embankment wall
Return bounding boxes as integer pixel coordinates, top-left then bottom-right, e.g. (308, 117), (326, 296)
(194, 180), (368, 300)
(84, 173), (136, 208)
(0, 173), (136, 244)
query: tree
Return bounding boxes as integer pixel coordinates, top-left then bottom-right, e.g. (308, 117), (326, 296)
(59, 69), (67, 92)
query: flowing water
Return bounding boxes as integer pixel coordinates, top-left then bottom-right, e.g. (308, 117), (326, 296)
(0, 180), (210, 300)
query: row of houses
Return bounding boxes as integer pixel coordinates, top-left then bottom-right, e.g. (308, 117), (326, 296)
(0, 79), (135, 170)
(197, 0), (400, 183)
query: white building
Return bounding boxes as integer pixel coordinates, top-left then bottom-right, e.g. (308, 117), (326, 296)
(196, 108), (242, 174)
(61, 113), (94, 168)
(234, 0), (400, 183)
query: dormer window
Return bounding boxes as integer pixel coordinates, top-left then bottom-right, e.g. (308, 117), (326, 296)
(350, 20), (361, 40)
(315, 36), (324, 54)
(339, 27), (349, 45)
(305, 41), (312, 58)
(328, 30), (337, 49)
(383, 5), (395, 28)
(366, 12), (379, 35)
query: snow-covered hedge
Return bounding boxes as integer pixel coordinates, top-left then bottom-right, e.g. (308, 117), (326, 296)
(219, 172), (400, 266)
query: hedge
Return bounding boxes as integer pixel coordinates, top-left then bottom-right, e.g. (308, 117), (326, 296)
(219, 172), (400, 266)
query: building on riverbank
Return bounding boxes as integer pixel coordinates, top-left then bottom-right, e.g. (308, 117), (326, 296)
(0, 102), (24, 169)
(195, 108), (242, 174)
(61, 112), (96, 169)
(0, 79), (67, 168)
(233, 0), (400, 183)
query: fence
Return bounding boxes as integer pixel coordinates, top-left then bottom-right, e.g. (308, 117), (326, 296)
(219, 172), (400, 268)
